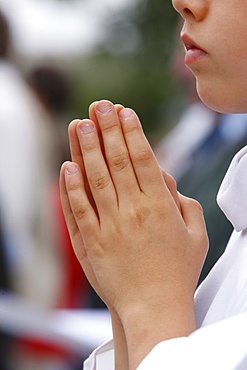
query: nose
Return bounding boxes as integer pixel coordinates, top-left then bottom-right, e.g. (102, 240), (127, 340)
(172, 0), (208, 22)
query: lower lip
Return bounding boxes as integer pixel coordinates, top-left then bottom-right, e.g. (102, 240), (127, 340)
(184, 48), (208, 65)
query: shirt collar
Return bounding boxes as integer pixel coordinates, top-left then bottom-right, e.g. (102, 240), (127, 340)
(217, 145), (247, 231)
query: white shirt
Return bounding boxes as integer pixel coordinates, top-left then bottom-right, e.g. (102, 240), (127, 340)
(84, 144), (247, 369)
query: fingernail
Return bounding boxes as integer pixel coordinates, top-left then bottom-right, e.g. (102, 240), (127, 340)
(66, 163), (78, 174)
(96, 101), (113, 114)
(79, 121), (95, 135)
(119, 108), (134, 120)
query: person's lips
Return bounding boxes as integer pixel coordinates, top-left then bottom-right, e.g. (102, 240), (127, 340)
(181, 34), (208, 65)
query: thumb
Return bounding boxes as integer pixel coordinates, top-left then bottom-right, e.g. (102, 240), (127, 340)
(179, 193), (209, 250)
(161, 169), (181, 211)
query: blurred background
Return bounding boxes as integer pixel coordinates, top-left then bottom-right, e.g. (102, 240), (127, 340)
(0, 1), (181, 369)
(2, 0), (244, 369)
(1, 0), (181, 142)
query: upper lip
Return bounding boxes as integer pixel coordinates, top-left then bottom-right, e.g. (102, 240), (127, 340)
(181, 33), (205, 52)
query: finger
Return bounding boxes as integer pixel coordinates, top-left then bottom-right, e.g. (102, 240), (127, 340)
(119, 107), (166, 196)
(59, 162), (87, 262)
(69, 100), (123, 164)
(115, 104), (125, 113)
(68, 119), (83, 165)
(76, 119), (118, 217)
(68, 119), (96, 211)
(60, 162), (106, 299)
(89, 101), (104, 154)
(89, 101), (124, 122)
(94, 100), (140, 199)
(89, 101), (99, 124)
(88, 102), (125, 164)
(63, 161), (101, 243)
(68, 102), (126, 214)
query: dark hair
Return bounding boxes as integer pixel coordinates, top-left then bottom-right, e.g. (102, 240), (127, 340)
(27, 66), (71, 113)
(0, 10), (10, 58)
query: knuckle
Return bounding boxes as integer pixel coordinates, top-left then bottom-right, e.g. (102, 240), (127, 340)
(185, 197), (203, 212)
(73, 204), (87, 221)
(133, 149), (152, 164)
(122, 119), (140, 134)
(83, 140), (98, 153)
(191, 198), (203, 212)
(90, 173), (111, 190)
(101, 119), (119, 134)
(110, 152), (130, 171)
(129, 206), (149, 227)
(67, 180), (81, 193)
(166, 174), (177, 190)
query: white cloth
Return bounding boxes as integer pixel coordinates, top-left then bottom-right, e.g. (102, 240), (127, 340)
(84, 144), (247, 370)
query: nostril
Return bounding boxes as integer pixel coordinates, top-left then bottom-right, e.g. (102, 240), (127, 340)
(184, 7), (193, 16)
(172, 1), (209, 22)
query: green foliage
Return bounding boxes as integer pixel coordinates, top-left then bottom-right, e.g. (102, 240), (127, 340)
(68, 0), (183, 145)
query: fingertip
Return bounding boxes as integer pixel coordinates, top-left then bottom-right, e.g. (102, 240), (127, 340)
(60, 161), (69, 176)
(118, 107), (135, 120)
(59, 162), (70, 196)
(115, 104), (125, 114)
(90, 100), (122, 120)
(65, 161), (79, 175)
(68, 119), (81, 135)
(89, 101), (99, 115)
(61, 162), (81, 185)
(69, 118), (81, 127)
(77, 119), (96, 135)
(89, 101), (99, 108)
(95, 100), (115, 115)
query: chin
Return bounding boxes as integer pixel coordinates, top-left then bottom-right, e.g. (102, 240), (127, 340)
(196, 82), (247, 114)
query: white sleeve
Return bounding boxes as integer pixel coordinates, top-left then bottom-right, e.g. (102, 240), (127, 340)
(137, 313), (247, 370)
(83, 313), (247, 370)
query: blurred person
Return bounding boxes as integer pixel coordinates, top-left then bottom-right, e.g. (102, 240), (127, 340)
(27, 65), (71, 167)
(0, 8), (68, 370)
(26, 65), (98, 370)
(177, 113), (247, 283)
(27, 64), (90, 310)
(0, 6), (62, 308)
(27, 64), (107, 309)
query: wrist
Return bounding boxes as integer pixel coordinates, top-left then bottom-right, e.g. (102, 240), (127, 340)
(119, 298), (196, 370)
(108, 308), (129, 370)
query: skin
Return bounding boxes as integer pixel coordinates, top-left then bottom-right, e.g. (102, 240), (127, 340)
(60, 101), (208, 369)
(172, 0), (247, 113)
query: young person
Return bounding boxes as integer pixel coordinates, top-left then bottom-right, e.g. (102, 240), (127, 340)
(60, 0), (247, 368)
